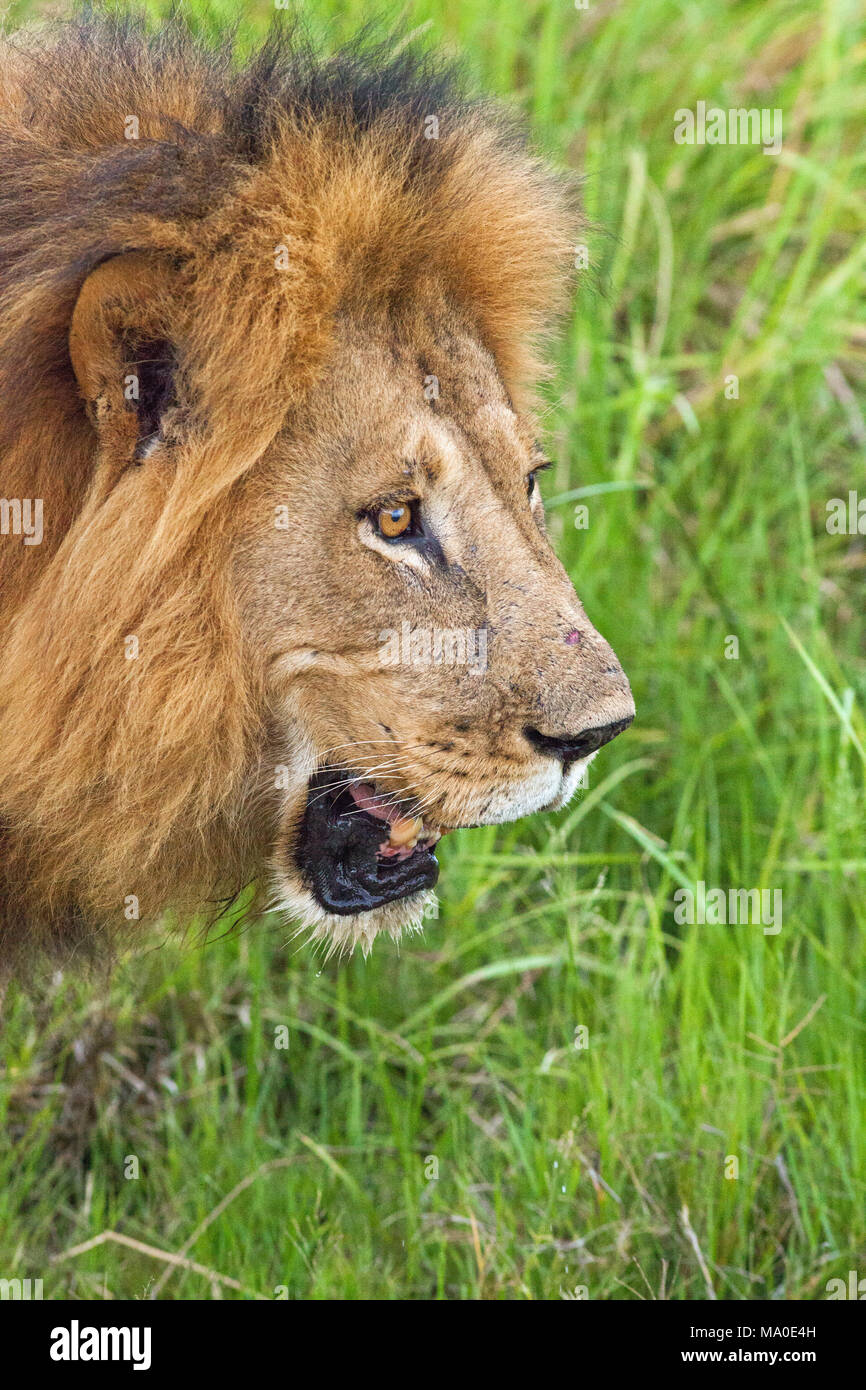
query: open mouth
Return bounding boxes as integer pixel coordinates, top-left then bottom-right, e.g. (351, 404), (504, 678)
(295, 769), (442, 915)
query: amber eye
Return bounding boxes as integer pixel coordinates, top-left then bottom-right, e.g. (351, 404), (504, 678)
(377, 503), (413, 538)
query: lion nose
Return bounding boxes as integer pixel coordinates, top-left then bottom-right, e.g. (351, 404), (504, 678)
(524, 715), (634, 765)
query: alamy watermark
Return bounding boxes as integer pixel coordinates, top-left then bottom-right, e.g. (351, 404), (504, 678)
(0, 1276), (43, 1299)
(674, 881), (782, 935)
(826, 491), (866, 534)
(379, 621), (488, 675)
(674, 102), (782, 156)
(0, 497), (43, 545)
(826, 1270), (866, 1299)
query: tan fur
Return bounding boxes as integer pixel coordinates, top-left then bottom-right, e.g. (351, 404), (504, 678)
(0, 16), (633, 970)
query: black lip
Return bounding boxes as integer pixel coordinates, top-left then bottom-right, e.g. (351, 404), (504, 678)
(296, 769), (439, 916)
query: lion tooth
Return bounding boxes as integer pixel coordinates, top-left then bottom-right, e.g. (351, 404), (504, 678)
(388, 815), (423, 849)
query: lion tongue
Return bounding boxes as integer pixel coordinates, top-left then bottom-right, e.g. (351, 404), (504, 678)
(348, 782), (423, 853)
(348, 782), (402, 824)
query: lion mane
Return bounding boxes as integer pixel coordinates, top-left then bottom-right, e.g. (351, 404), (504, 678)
(0, 13), (572, 970)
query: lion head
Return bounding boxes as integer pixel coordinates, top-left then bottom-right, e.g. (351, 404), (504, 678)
(0, 17), (633, 967)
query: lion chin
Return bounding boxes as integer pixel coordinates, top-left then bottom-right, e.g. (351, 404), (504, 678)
(272, 882), (433, 961)
(266, 751), (599, 958)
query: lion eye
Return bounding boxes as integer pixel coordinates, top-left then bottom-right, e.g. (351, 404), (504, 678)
(527, 458), (552, 498)
(376, 503), (414, 539)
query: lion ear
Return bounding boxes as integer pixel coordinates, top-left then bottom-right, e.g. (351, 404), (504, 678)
(69, 252), (182, 465)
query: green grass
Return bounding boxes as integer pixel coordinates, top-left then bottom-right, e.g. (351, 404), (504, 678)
(1, 0), (864, 1300)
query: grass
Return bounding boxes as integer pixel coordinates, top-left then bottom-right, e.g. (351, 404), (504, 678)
(1, 0), (864, 1300)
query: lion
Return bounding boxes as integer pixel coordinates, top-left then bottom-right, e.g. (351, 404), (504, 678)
(0, 14), (634, 970)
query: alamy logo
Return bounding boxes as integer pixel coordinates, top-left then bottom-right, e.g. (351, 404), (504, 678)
(379, 621), (488, 674)
(50, 1320), (152, 1371)
(674, 102), (782, 155)
(0, 497), (43, 545)
(674, 881), (782, 935)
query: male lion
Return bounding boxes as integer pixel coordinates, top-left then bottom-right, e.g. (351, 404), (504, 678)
(0, 16), (634, 967)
